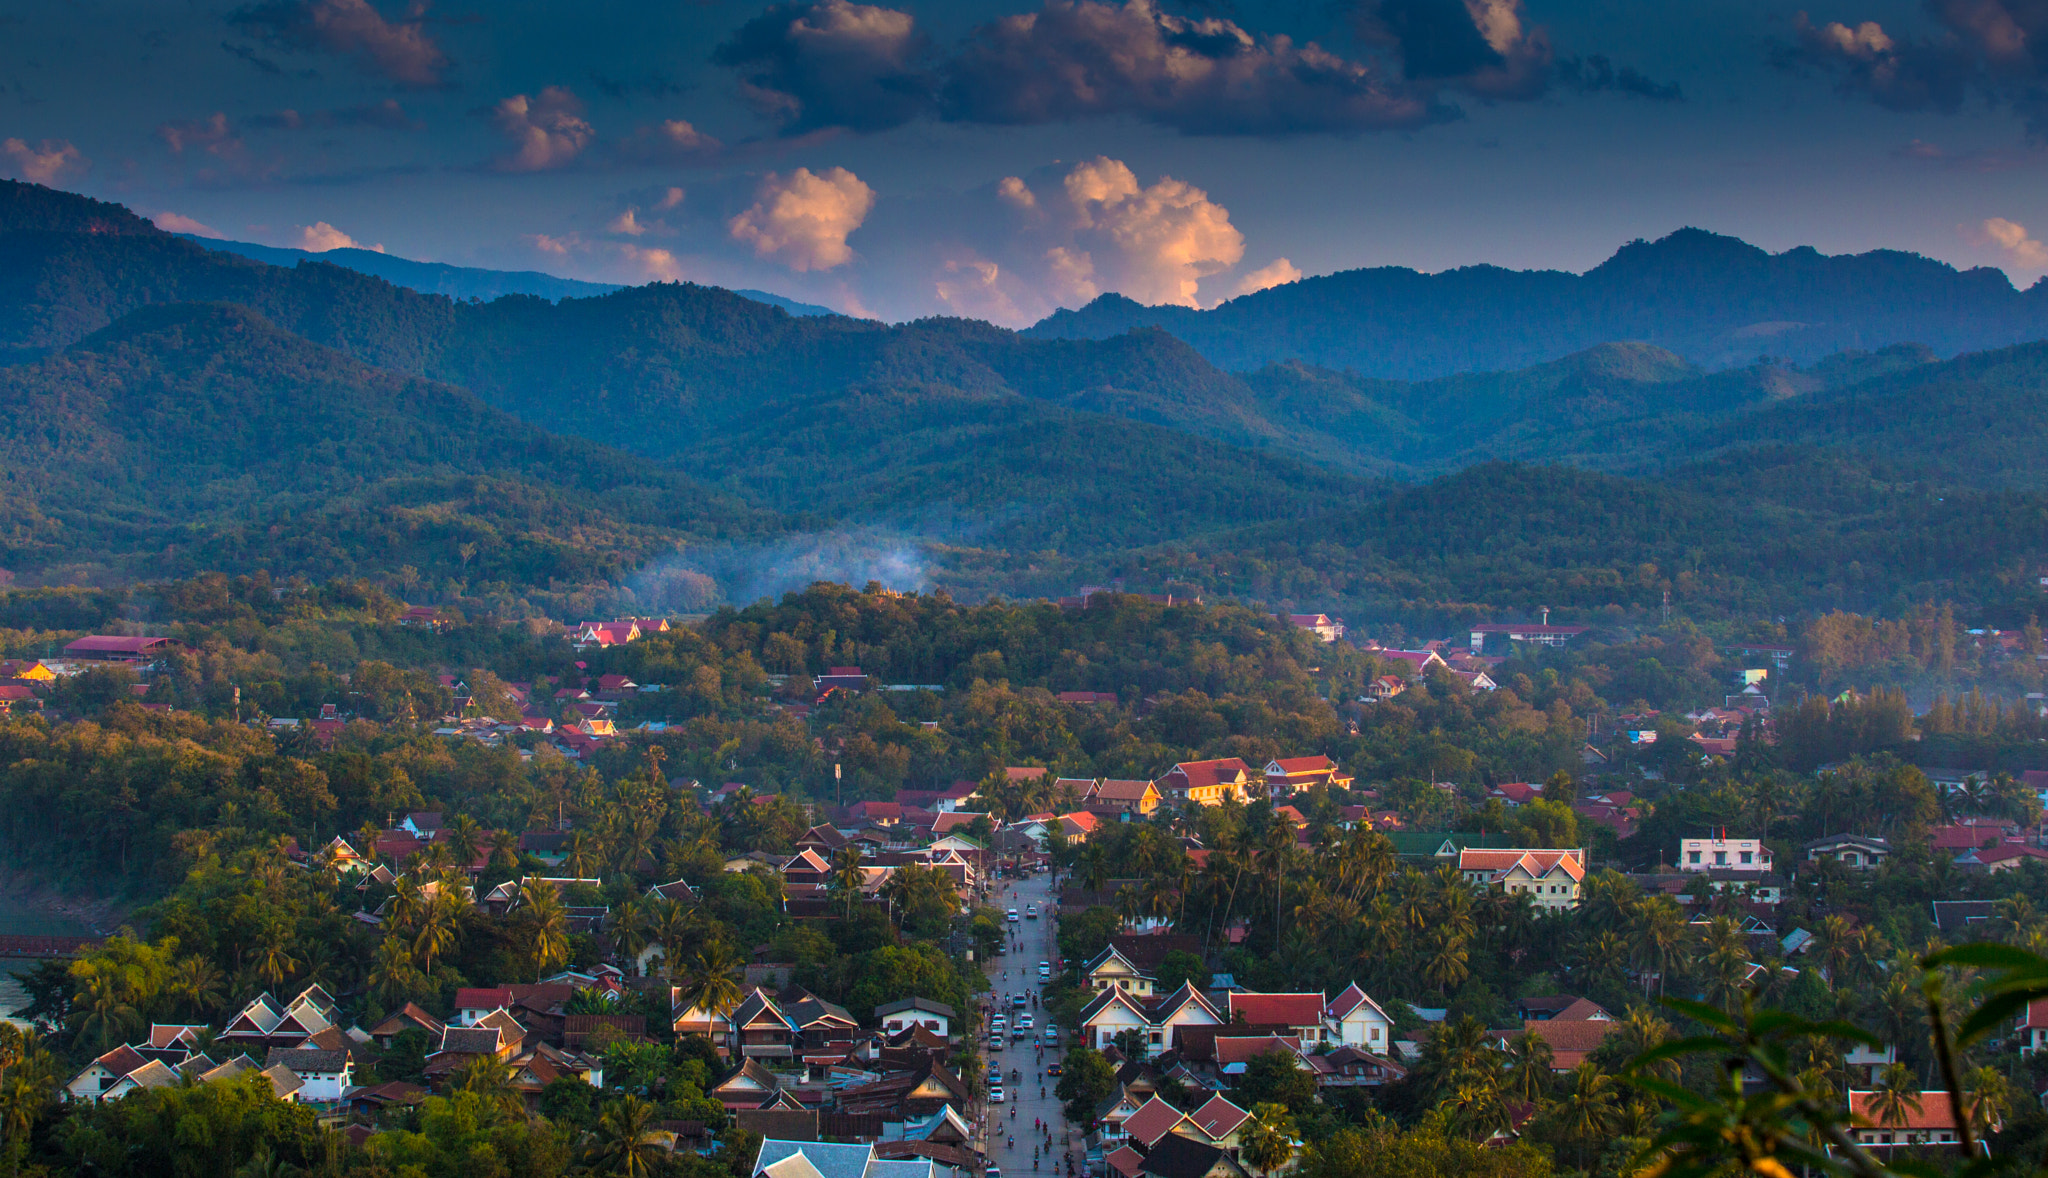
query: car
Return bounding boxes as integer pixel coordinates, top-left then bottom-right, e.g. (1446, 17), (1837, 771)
(1019, 1014), (1034, 1030)
(1046, 1062), (1063, 1076)
(1038, 967), (1051, 981)
(989, 1085), (1004, 1103)
(988, 1067), (1002, 1083)
(986, 1038), (1002, 1053)
(1026, 904), (1038, 918)
(1012, 994), (1027, 1008)
(1043, 1028), (1059, 1045)
(1007, 909), (1019, 922)
(1011, 1027), (1027, 1039)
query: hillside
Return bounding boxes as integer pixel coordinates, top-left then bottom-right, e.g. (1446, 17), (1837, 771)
(1027, 228), (2048, 377)
(0, 303), (769, 587)
(178, 234), (838, 317)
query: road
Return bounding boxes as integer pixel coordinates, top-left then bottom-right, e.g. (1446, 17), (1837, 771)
(981, 868), (1078, 1178)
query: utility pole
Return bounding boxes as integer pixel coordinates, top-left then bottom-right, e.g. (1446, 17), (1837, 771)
(1662, 588), (1671, 627)
(834, 762), (842, 808)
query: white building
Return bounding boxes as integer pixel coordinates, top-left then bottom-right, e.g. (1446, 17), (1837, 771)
(1680, 836), (1773, 873)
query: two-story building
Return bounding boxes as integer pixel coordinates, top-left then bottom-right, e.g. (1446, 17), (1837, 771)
(1156, 759), (1255, 808)
(1457, 848), (1587, 911)
(1680, 835), (1773, 872)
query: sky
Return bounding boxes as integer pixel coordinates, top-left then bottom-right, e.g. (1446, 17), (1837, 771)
(6, 0), (2048, 323)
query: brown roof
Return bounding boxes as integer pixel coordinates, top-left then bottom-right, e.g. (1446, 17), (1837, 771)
(1121, 1095), (1190, 1147)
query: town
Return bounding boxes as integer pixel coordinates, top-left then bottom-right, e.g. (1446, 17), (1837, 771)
(0, 579), (2040, 1178)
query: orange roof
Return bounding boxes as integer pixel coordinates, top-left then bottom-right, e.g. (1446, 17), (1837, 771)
(1523, 1018), (1615, 1056)
(1268, 755), (1335, 775)
(1122, 1096), (1190, 1147)
(1213, 1034), (1300, 1064)
(1458, 848), (1586, 881)
(1164, 759), (1252, 788)
(1227, 992), (1324, 1028)
(1848, 1091), (1960, 1131)
(1186, 1094), (1252, 1139)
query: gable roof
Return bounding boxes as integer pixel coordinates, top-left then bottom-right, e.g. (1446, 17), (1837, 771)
(1122, 1094), (1192, 1147)
(1186, 1094), (1252, 1140)
(1325, 982), (1391, 1023)
(1847, 1090), (1960, 1131)
(1140, 1134), (1242, 1178)
(1226, 992), (1324, 1028)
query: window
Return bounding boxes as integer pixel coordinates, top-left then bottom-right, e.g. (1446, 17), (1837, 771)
(1740, 851), (1753, 864)
(1688, 851), (1701, 863)
(1369, 1027), (1380, 1040)
(1715, 851), (1727, 865)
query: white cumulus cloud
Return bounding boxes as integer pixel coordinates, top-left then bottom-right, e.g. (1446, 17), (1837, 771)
(1233, 257), (1302, 297)
(490, 87), (594, 172)
(728, 166), (876, 272)
(1, 137), (87, 185)
(1975, 216), (2048, 267)
(1059, 157), (1244, 306)
(296, 221), (382, 252)
(152, 211), (223, 238)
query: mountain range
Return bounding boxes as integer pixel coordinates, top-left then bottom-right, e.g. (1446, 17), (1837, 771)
(1027, 229), (2048, 377)
(6, 178), (2048, 622)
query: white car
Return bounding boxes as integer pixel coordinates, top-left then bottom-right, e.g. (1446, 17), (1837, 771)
(1007, 909), (1019, 922)
(1026, 904), (1038, 919)
(1018, 1014), (1034, 1030)
(989, 1085), (1005, 1103)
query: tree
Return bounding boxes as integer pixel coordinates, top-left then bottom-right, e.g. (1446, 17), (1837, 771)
(1240, 1103), (1298, 1176)
(1555, 1062), (1619, 1169)
(1154, 950), (1207, 993)
(676, 942), (744, 1024)
(827, 845), (867, 921)
(1502, 1029), (1553, 1102)
(1055, 1046), (1117, 1126)
(518, 879), (572, 981)
(1866, 1062), (1922, 1130)
(609, 900), (650, 976)
(1235, 1049), (1316, 1114)
(584, 1093), (664, 1177)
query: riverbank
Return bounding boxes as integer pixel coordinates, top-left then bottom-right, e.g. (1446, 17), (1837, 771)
(0, 867), (129, 938)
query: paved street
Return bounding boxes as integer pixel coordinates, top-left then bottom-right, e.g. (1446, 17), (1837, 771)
(981, 868), (1078, 1178)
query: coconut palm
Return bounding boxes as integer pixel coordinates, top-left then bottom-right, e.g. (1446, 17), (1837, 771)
(584, 1093), (664, 1177)
(609, 899), (650, 976)
(169, 955), (226, 1020)
(446, 814), (483, 873)
(676, 941), (745, 1025)
(1867, 1062), (1922, 1132)
(1558, 1062), (1620, 1170)
(1625, 899), (1689, 996)
(1239, 1103), (1297, 1175)
(0, 1072), (40, 1177)
(413, 890), (460, 976)
(1502, 1028), (1554, 1102)
(518, 880), (572, 981)
(565, 832), (599, 881)
(650, 897), (693, 979)
(827, 845), (867, 919)
(368, 938), (419, 1007)
(454, 1056), (523, 1119)
(73, 973), (138, 1053)
(1963, 1065), (2012, 1138)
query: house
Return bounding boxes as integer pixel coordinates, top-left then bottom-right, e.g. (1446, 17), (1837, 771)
(573, 622), (642, 650)
(1931, 900), (1998, 940)
(1373, 650), (1449, 679)
(2018, 998), (2048, 1056)
(1363, 675), (1406, 701)
(1138, 1135), (1249, 1178)
(1958, 843), (2048, 872)
(1514, 999), (1616, 1070)
(1183, 1093), (1253, 1148)
(874, 998), (954, 1039)
(1080, 983), (1222, 1054)
(265, 1047), (352, 1102)
(65, 1046), (149, 1102)
(1803, 834), (1890, 870)
(1084, 935), (1206, 997)
(1263, 756), (1352, 797)
(1735, 645), (1794, 671)
(1089, 779), (1162, 816)
(1324, 982), (1396, 1053)
(1680, 835), (1774, 873)
(1845, 1090), (1990, 1151)
(1227, 993), (1329, 1044)
(367, 1003), (447, 1048)
(1286, 614), (1346, 643)
(1457, 848), (1587, 911)
(1156, 759), (1255, 808)
(729, 988), (801, 1060)
(1469, 622), (1590, 651)
(62, 635), (183, 663)
(1488, 782), (1544, 807)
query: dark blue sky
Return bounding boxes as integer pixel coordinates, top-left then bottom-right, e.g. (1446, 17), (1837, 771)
(5, 0), (2045, 322)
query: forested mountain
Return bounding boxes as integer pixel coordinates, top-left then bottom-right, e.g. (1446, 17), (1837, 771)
(1027, 228), (2048, 376)
(9, 179), (2048, 622)
(179, 233), (837, 317)
(0, 302), (769, 588)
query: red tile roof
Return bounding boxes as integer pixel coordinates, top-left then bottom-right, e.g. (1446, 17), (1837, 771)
(1186, 1094), (1252, 1140)
(1847, 1090), (1960, 1131)
(1226, 992), (1324, 1028)
(1121, 1096), (1190, 1147)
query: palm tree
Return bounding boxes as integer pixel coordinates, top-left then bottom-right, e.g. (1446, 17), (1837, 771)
(0, 1073), (39, 1178)
(1625, 899), (1688, 996)
(446, 814), (483, 873)
(609, 899), (650, 976)
(827, 845), (866, 919)
(368, 938), (418, 1007)
(1238, 1103), (1297, 1175)
(1421, 927), (1470, 995)
(650, 897), (693, 979)
(413, 890), (460, 976)
(1866, 1062), (1922, 1131)
(518, 880), (572, 981)
(387, 876), (426, 935)
(1559, 1061), (1620, 1170)
(169, 956), (226, 1020)
(1963, 1065), (2012, 1139)
(453, 1056), (523, 1119)
(676, 942), (744, 1027)
(584, 1093), (663, 1177)
(565, 832), (599, 881)
(1502, 1029), (1553, 1102)
(74, 974), (138, 1053)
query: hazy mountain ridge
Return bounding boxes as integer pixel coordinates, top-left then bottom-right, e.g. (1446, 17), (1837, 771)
(1026, 228), (2048, 377)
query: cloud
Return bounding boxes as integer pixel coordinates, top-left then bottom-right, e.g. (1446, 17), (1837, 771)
(607, 209), (648, 236)
(151, 211), (223, 237)
(1973, 216), (2048, 266)
(942, 0), (1437, 134)
(1232, 257), (1302, 297)
(230, 0), (450, 87)
(1555, 54), (1682, 100)
(618, 244), (688, 281)
(616, 118), (722, 163)
(157, 113), (242, 156)
(1058, 158), (1245, 305)
(522, 230), (698, 284)
(1782, 13), (1973, 113)
(729, 166), (875, 271)
(250, 99), (423, 132)
(296, 220), (382, 252)
(655, 186), (686, 211)
(0, 137), (87, 185)
(489, 87), (595, 172)
(712, 0), (933, 134)
(1355, 0), (1554, 99)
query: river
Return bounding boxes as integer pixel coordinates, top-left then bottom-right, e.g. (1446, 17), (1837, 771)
(0, 893), (94, 1025)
